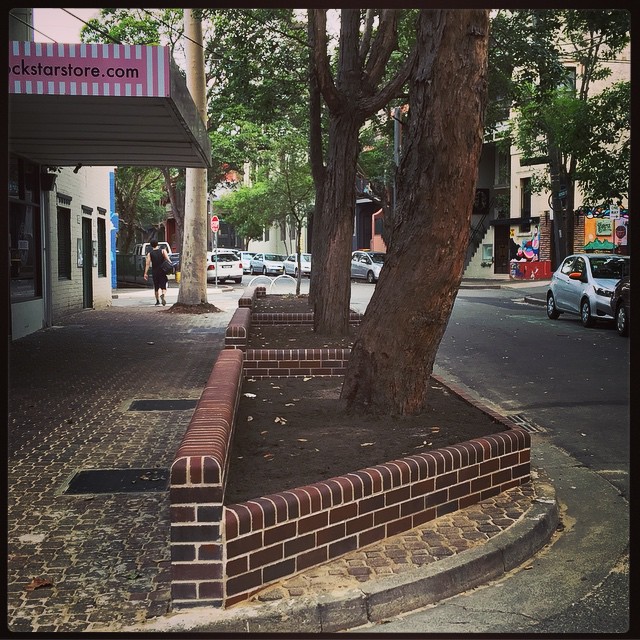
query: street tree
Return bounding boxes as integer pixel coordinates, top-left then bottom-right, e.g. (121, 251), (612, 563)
(178, 8), (209, 306)
(341, 9), (490, 415)
(113, 167), (165, 253)
(308, 9), (417, 336)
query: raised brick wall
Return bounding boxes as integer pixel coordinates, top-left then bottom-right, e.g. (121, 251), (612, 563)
(243, 347), (350, 378)
(169, 348), (244, 608)
(223, 426), (530, 606)
(225, 307), (251, 350)
(252, 311), (362, 326)
(169, 303), (531, 610)
(238, 285), (267, 309)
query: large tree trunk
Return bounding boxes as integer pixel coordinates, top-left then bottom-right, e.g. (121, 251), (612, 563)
(312, 113), (363, 335)
(177, 10), (209, 305)
(341, 9), (489, 415)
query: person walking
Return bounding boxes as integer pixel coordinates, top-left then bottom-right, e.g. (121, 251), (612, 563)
(143, 240), (171, 306)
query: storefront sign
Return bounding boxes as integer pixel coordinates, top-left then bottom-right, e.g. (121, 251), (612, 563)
(9, 41), (170, 98)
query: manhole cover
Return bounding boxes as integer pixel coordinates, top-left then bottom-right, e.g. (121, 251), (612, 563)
(64, 468), (169, 494)
(128, 399), (197, 411)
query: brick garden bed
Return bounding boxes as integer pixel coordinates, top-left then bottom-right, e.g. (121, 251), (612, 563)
(169, 290), (531, 609)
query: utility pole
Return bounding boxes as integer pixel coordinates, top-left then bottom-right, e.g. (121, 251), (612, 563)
(178, 9), (209, 304)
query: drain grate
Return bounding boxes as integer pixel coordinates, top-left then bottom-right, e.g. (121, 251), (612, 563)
(128, 399), (197, 411)
(64, 468), (169, 494)
(507, 414), (546, 433)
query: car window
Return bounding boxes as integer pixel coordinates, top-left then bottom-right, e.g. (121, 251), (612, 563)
(264, 254), (280, 261)
(560, 257), (576, 275)
(213, 253), (237, 262)
(352, 254), (360, 262)
(302, 254), (311, 262)
(370, 253), (385, 264)
(361, 255), (371, 264)
(573, 257), (586, 275)
(590, 257), (629, 279)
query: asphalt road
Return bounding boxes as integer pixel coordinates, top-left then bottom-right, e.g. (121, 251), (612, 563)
(434, 284), (630, 499)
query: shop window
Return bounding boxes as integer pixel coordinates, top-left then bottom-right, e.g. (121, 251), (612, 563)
(9, 156), (41, 301)
(97, 217), (107, 277)
(57, 208), (72, 279)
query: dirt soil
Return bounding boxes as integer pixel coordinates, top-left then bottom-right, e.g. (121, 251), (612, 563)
(224, 294), (507, 504)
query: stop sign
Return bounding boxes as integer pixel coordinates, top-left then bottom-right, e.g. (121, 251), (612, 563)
(211, 215), (219, 232)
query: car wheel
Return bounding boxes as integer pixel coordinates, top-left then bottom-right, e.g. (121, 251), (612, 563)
(546, 292), (560, 319)
(294, 268), (298, 277)
(234, 277), (242, 284)
(616, 303), (628, 336)
(366, 270), (375, 284)
(581, 298), (595, 327)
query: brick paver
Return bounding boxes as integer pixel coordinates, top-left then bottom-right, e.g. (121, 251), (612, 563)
(7, 286), (538, 633)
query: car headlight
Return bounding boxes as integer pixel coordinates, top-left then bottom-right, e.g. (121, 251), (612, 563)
(595, 287), (613, 298)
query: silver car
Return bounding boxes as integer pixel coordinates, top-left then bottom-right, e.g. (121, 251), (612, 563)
(249, 253), (286, 275)
(350, 250), (386, 283)
(546, 253), (630, 327)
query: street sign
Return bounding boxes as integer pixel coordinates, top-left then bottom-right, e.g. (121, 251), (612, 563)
(211, 215), (219, 232)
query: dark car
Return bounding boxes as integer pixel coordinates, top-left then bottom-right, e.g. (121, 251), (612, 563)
(611, 275), (630, 336)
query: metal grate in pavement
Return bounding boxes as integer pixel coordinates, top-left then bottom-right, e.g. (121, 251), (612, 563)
(64, 468), (169, 494)
(507, 413), (546, 433)
(128, 399), (197, 411)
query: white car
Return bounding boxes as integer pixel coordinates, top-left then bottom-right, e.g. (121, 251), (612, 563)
(206, 251), (244, 284)
(546, 253), (630, 327)
(284, 253), (312, 278)
(249, 253), (285, 276)
(237, 251), (256, 274)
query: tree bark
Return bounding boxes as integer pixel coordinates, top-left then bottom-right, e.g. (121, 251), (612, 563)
(177, 10), (209, 305)
(312, 112), (363, 335)
(341, 9), (490, 415)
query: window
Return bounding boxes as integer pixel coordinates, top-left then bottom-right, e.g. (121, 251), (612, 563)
(520, 178), (531, 232)
(57, 208), (72, 279)
(9, 156), (41, 301)
(97, 217), (107, 277)
(496, 148), (510, 187)
(560, 257), (576, 275)
(280, 223), (286, 241)
(264, 227), (270, 241)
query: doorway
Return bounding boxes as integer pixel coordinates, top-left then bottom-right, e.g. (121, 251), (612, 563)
(494, 224), (510, 274)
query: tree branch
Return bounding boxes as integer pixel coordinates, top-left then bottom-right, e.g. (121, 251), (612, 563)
(309, 9), (342, 112)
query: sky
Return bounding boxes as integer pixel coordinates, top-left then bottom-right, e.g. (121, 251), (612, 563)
(32, 8), (100, 43)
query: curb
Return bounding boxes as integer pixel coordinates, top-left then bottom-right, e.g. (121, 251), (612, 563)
(126, 478), (558, 634)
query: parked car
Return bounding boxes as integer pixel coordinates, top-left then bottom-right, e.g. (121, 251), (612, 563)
(611, 275), (630, 337)
(249, 253), (285, 276)
(284, 253), (312, 278)
(206, 251), (243, 283)
(237, 251), (256, 273)
(546, 253), (630, 327)
(133, 242), (180, 272)
(351, 250), (386, 283)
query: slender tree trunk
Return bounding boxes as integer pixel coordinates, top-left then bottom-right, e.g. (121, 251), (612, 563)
(177, 10), (209, 305)
(341, 9), (490, 415)
(313, 113), (363, 335)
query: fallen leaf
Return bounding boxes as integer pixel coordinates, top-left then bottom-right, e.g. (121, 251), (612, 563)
(244, 393), (256, 398)
(247, 416), (253, 422)
(303, 377), (311, 381)
(275, 417), (287, 424)
(285, 403), (295, 407)
(264, 453), (274, 459)
(297, 438), (308, 442)
(430, 426), (440, 433)
(26, 577), (53, 591)
(260, 430), (268, 435)
(361, 442), (374, 447)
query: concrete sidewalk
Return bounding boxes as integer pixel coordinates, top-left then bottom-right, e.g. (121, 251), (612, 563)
(7, 280), (560, 633)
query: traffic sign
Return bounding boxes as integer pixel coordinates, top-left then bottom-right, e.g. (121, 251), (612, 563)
(211, 215), (219, 232)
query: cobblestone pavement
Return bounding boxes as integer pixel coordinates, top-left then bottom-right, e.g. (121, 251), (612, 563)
(6, 284), (540, 634)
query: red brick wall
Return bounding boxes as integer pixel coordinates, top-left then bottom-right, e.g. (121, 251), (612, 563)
(169, 298), (531, 609)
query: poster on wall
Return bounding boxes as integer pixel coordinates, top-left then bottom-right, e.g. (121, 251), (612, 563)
(77, 238), (83, 268)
